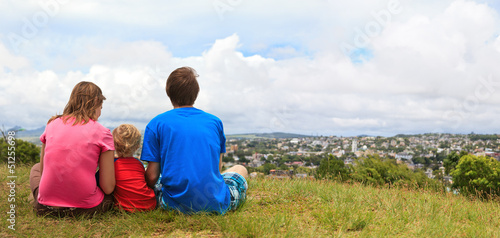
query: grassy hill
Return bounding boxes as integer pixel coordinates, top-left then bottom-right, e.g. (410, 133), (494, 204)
(2, 164), (500, 237)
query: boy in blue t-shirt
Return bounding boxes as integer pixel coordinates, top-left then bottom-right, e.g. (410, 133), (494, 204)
(141, 66), (248, 214)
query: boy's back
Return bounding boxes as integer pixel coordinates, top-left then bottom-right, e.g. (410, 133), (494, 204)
(141, 107), (230, 214)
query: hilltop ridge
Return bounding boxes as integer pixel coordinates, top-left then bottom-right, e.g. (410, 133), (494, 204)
(2, 165), (500, 237)
(227, 132), (310, 139)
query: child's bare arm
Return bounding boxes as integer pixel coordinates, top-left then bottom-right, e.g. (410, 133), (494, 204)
(99, 150), (115, 194)
(40, 143), (45, 173)
(145, 162), (160, 188)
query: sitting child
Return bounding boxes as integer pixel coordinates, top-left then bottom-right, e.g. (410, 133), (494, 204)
(112, 124), (156, 212)
(142, 67), (248, 214)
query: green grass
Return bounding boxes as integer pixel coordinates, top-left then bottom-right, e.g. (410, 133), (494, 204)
(2, 164), (500, 237)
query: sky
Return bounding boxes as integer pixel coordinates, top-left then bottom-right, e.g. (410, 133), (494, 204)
(1, 0), (500, 136)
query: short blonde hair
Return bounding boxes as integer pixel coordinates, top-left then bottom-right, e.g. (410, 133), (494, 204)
(112, 124), (142, 158)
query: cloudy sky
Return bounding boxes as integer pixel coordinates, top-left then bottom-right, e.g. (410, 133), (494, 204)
(1, 0), (500, 136)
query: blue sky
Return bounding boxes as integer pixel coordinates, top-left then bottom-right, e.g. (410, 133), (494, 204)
(1, 0), (500, 136)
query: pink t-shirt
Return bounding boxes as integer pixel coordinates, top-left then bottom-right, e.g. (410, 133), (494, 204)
(38, 117), (114, 208)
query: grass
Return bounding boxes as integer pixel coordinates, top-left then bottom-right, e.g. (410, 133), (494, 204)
(2, 164), (500, 237)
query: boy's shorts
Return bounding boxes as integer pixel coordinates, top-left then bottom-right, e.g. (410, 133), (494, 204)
(155, 172), (248, 213)
(222, 172), (248, 211)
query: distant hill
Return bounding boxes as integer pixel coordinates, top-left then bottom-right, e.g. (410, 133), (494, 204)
(8, 126), (121, 145)
(227, 132), (310, 139)
(357, 134), (374, 138)
(7, 126), (45, 138)
(8, 126), (121, 139)
(4, 126), (45, 145)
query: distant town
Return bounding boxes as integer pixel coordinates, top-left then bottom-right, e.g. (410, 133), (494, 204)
(219, 133), (500, 180)
(12, 126), (500, 180)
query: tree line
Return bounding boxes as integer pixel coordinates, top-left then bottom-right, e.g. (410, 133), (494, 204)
(316, 152), (500, 199)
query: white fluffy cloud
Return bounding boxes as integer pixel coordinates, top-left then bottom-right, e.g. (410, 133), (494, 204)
(1, 0), (500, 136)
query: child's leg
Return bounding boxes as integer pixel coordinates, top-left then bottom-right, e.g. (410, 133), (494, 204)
(29, 163), (56, 215)
(68, 194), (114, 217)
(29, 163), (41, 193)
(221, 169), (249, 212)
(222, 165), (249, 179)
(154, 177), (162, 209)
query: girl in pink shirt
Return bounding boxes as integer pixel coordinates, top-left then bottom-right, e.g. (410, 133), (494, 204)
(29, 81), (116, 217)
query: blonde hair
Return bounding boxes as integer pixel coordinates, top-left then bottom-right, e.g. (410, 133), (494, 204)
(112, 124), (142, 158)
(49, 81), (106, 125)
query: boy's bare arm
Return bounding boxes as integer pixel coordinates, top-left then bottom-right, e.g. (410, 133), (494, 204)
(220, 154), (223, 174)
(145, 162), (160, 188)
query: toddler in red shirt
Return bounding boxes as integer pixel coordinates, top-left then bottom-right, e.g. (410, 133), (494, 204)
(112, 124), (156, 212)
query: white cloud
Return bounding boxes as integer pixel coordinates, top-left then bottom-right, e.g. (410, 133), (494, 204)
(0, 43), (29, 71)
(1, 0), (500, 136)
(495, 36), (500, 52)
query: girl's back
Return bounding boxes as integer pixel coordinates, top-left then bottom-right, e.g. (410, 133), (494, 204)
(38, 117), (114, 208)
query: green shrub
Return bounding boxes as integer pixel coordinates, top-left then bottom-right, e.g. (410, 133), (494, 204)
(248, 163), (278, 175)
(351, 156), (437, 189)
(443, 151), (468, 175)
(316, 155), (441, 191)
(315, 154), (351, 181)
(1, 139), (40, 164)
(451, 155), (500, 198)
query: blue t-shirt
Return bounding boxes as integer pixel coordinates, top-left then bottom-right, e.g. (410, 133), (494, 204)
(140, 107), (229, 214)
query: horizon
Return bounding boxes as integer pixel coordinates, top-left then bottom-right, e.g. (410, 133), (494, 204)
(2, 1), (500, 136)
(8, 124), (498, 139)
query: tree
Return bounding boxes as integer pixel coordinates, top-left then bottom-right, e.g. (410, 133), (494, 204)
(235, 151), (246, 160)
(433, 169), (444, 183)
(469, 134), (498, 141)
(412, 157), (425, 165)
(295, 166), (314, 176)
(247, 141), (258, 148)
(262, 163), (277, 175)
(279, 164), (288, 171)
(435, 151), (447, 162)
(1, 139), (41, 164)
(349, 155), (440, 190)
(313, 144), (323, 152)
(443, 151), (468, 175)
(315, 154), (351, 181)
(451, 155), (500, 198)
(222, 155), (234, 163)
(239, 156), (249, 163)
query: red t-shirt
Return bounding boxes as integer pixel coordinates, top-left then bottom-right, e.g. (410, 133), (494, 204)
(114, 157), (156, 212)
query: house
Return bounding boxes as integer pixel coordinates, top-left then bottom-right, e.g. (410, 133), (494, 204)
(295, 173), (308, 179)
(344, 158), (354, 165)
(269, 170), (293, 179)
(395, 152), (413, 160)
(250, 172), (264, 178)
(425, 168), (434, 179)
